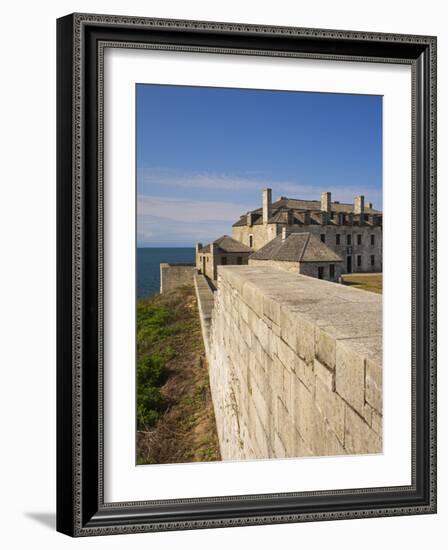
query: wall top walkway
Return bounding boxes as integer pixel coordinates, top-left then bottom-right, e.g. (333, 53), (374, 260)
(217, 265), (382, 369)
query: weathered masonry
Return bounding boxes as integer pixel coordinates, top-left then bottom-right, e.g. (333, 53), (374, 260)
(232, 189), (382, 273)
(202, 266), (382, 460)
(159, 263), (196, 293)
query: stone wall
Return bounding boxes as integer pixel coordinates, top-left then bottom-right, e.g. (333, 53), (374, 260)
(159, 263), (196, 293)
(248, 258), (300, 273)
(232, 223), (280, 252)
(197, 250), (249, 281)
(249, 258), (343, 282)
(233, 224), (382, 272)
(207, 265), (382, 460)
(193, 272), (215, 358)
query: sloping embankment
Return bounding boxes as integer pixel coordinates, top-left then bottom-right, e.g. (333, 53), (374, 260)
(136, 284), (220, 464)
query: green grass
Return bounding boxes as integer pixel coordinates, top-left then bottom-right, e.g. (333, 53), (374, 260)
(136, 300), (181, 430)
(342, 274), (383, 294)
(136, 284), (221, 464)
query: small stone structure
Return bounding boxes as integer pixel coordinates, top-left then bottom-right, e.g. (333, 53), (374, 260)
(159, 263), (196, 293)
(201, 265), (382, 460)
(196, 235), (251, 281)
(249, 230), (343, 282)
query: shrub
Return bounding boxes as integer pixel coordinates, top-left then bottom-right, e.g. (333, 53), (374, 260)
(136, 354), (168, 430)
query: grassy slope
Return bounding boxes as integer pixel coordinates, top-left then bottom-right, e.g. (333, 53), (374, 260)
(342, 273), (383, 294)
(136, 284), (221, 464)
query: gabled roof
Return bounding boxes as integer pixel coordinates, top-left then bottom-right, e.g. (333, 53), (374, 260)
(201, 235), (252, 254)
(232, 197), (382, 227)
(250, 232), (343, 263)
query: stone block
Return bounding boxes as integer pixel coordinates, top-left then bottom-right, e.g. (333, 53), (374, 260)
(314, 358), (335, 391)
(293, 374), (345, 456)
(315, 326), (337, 370)
(282, 367), (293, 413)
(263, 294), (281, 326)
(249, 400), (271, 458)
(315, 377), (345, 445)
(276, 338), (299, 374)
(251, 375), (270, 429)
(295, 356), (315, 393)
(242, 282), (263, 317)
(371, 410), (382, 435)
(335, 339), (365, 415)
(344, 405), (382, 455)
(294, 429), (314, 458)
(273, 431), (287, 459)
(275, 396), (296, 454)
(296, 316), (316, 363)
(279, 306), (299, 353)
(366, 358), (383, 413)
(270, 354), (286, 402)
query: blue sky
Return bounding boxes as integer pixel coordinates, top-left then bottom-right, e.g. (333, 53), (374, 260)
(136, 84), (382, 247)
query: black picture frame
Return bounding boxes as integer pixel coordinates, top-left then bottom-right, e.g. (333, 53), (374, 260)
(57, 13), (437, 537)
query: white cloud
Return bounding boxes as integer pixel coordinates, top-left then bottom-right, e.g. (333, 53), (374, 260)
(139, 168), (381, 208)
(137, 195), (252, 223)
(140, 169), (264, 191)
(137, 214), (231, 246)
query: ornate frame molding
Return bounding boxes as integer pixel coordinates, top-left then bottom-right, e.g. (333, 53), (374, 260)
(57, 13), (437, 537)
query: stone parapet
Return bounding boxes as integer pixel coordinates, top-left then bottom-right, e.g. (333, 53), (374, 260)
(208, 265), (382, 460)
(159, 263), (196, 293)
(194, 273), (215, 358)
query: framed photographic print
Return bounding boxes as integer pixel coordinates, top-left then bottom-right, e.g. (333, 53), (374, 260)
(56, 13), (437, 536)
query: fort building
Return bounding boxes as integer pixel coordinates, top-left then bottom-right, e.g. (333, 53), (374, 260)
(196, 235), (251, 280)
(249, 229), (343, 282)
(232, 189), (382, 274)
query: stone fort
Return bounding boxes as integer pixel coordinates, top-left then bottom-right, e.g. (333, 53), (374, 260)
(160, 189), (383, 459)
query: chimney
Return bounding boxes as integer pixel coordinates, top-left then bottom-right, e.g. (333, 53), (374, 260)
(195, 242), (202, 254)
(282, 227), (287, 242)
(247, 212), (253, 226)
(262, 188), (272, 224)
(354, 195), (365, 214)
(321, 191), (331, 213)
(368, 202), (373, 209)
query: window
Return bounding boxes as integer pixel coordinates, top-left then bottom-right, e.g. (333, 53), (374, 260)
(329, 264), (335, 279)
(370, 255), (375, 266)
(357, 255), (362, 267)
(346, 234), (352, 246)
(207, 256), (209, 262)
(320, 234), (326, 243)
(249, 235), (254, 248)
(318, 267), (324, 279)
(237, 256), (243, 265)
(370, 234), (375, 246)
(336, 234), (341, 245)
(357, 234), (362, 245)
(221, 256), (227, 265)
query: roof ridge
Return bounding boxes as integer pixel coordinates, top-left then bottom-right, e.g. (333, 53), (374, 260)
(298, 232), (311, 262)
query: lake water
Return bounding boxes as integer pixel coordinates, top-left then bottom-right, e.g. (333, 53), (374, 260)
(137, 247), (195, 298)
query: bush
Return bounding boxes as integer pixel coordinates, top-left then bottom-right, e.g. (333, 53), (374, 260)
(136, 354), (168, 430)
